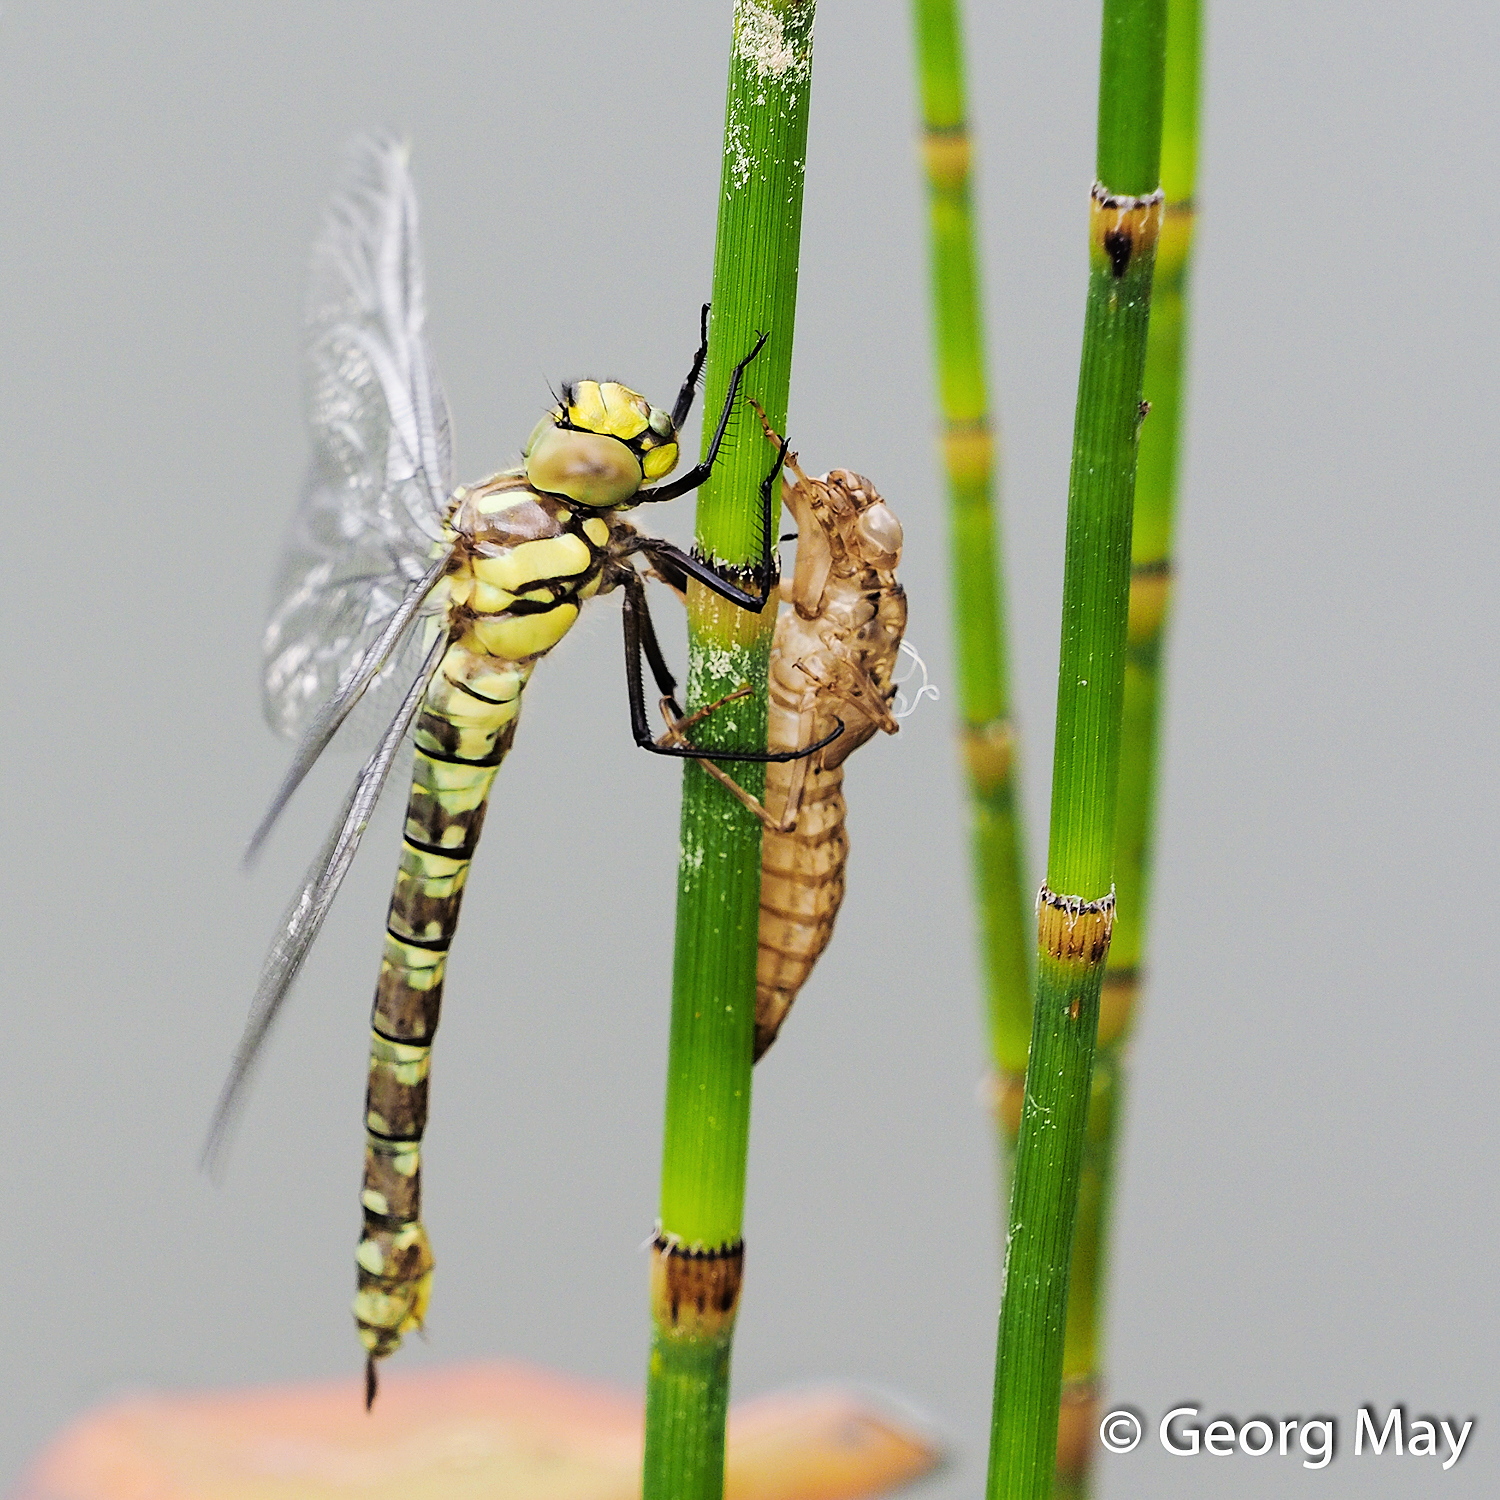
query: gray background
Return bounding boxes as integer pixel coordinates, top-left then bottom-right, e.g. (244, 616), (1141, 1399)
(1, 2), (1494, 1496)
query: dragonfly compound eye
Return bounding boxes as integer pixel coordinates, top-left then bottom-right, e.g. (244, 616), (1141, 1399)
(525, 422), (646, 507)
(525, 381), (681, 503)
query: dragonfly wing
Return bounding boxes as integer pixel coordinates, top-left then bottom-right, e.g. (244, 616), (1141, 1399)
(246, 549), (454, 864)
(264, 132), (456, 744)
(206, 633), (448, 1174)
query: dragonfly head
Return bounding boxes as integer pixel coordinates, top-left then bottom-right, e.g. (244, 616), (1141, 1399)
(524, 380), (680, 507)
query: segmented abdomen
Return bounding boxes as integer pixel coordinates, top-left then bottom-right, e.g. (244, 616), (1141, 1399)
(751, 578), (905, 1060)
(755, 759), (848, 1061)
(354, 644), (529, 1359)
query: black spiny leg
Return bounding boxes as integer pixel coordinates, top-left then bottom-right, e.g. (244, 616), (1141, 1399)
(670, 303), (711, 433)
(620, 570), (840, 764)
(628, 431), (789, 614)
(636, 330), (769, 505)
(623, 567), (688, 728)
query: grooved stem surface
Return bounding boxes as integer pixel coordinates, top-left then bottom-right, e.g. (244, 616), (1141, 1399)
(911, 0), (1032, 1078)
(644, 7), (816, 1500)
(986, 2), (1166, 1494)
(1061, 3), (1201, 1494)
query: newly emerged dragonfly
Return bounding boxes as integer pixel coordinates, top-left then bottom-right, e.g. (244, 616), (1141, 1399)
(208, 135), (832, 1404)
(661, 410), (916, 1060)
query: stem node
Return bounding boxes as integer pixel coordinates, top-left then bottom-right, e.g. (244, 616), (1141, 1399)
(1036, 885), (1117, 967)
(1090, 182), (1165, 278)
(650, 1237), (745, 1339)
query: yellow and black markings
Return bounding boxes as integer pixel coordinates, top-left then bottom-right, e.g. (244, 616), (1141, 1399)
(232, 136), (816, 1405)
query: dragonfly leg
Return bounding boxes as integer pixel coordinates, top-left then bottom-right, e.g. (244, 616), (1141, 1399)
(655, 688), (782, 830)
(636, 329), (769, 504)
(747, 399), (814, 491)
(794, 652), (903, 737)
(662, 683), (754, 737)
(656, 692), (818, 834)
(668, 303), (711, 433)
(620, 570), (841, 764)
(626, 412), (790, 617)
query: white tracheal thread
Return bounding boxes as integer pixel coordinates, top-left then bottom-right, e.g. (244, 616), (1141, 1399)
(893, 638), (941, 719)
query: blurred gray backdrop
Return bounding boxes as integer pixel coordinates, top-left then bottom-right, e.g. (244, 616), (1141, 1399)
(1, 3), (1495, 1497)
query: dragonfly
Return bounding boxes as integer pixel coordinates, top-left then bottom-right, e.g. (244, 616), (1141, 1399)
(207, 134), (835, 1406)
(659, 408), (917, 1060)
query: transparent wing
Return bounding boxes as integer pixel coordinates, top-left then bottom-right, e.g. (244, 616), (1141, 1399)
(263, 132), (456, 742)
(246, 551), (453, 864)
(205, 633), (449, 1175)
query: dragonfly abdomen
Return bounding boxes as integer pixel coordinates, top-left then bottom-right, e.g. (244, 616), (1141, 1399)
(354, 644), (532, 1363)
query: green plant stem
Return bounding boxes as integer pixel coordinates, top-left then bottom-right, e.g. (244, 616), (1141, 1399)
(641, 6), (816, 1500)
(1053, 2), (1199, 1493)
(911, 0), (1033, 1106)
(985, 2), (1166, 1495)
(1103, 0), (1198, 1024)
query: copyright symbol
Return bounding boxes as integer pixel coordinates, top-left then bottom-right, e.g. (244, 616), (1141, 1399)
(1099, 1408), (1142, 1453)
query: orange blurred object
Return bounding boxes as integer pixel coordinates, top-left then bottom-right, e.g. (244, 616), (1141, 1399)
(14, 1362), (942, 1500)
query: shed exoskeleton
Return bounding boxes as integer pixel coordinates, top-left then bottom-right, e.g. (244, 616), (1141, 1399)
(659, 408), (907, 1059)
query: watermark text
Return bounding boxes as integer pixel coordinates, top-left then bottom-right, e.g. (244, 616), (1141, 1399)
(1097, 1405), (1474, 1471)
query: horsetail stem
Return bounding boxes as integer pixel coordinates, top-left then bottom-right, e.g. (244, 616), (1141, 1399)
(985, 2), (1166, 1494)
(1099, 0), (1198, 1052)
(1055, 2), (1200, 1492)
(642, 6), (816, 1500)
(910, 0), (1033, 1100)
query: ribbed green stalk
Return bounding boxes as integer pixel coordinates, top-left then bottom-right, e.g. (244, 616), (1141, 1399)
(911, 0), (1032, 1099)
(641, 6), (816, 1500)
(1054, 3), (1199, 1494)
(985, 2), (1166, 1495)
(1102, 0), (1198, 1024)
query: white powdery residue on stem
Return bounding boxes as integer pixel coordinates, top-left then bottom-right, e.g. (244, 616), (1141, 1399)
(725, 101), (753, 192)
(734, 0), (812, 83)
(687, 644), (744, 703)
(678, 838), (705, 896)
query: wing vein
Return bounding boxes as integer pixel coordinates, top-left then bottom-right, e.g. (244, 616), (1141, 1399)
(246, 548), (454, 864)
(262, 133), (454, 742)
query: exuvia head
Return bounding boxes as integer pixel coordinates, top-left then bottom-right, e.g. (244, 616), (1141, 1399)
(523, 380), (679, 508)
(827, 470), (903, 571)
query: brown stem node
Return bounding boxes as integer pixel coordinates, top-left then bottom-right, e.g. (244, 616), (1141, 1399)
(1055, 1379), (1100, 1481)
(922, 126), (971, 190)
(981, 1068), (1027, 1140)
(1127, 558), (1173, 645)
(1036, 884), (1115, 966)
(942, 419), (993, 484)
(1097, 965), (1139, 1048)
(650, 1235), (745, 1338)
(1157, 197), (1198, 270)
(1089, 181), (1165, 278)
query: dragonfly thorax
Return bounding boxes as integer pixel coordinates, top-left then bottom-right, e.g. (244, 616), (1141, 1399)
(523, 379), (679, 508)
